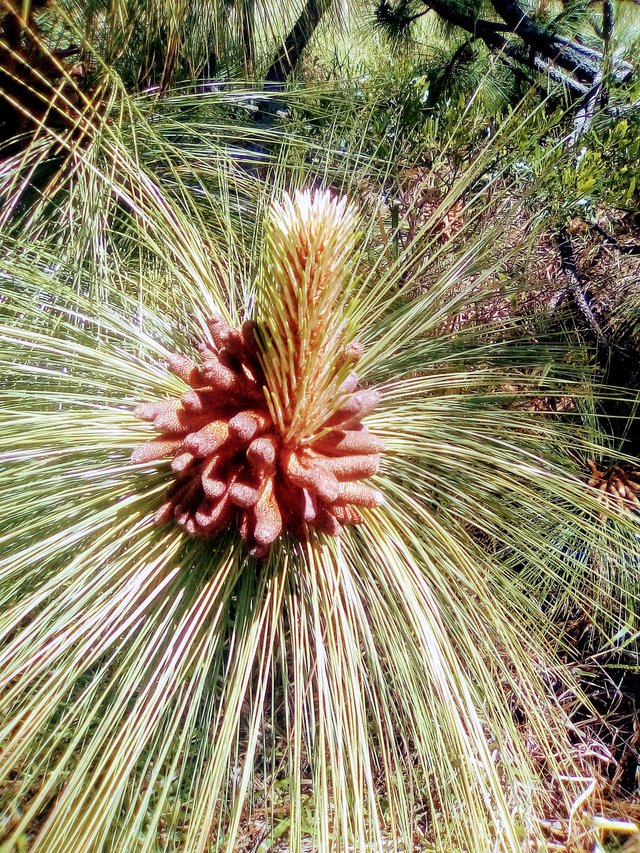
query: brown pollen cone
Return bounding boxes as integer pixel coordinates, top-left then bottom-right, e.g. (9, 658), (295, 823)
(586, 460), (640, 517)
(132, 315), (384, 557)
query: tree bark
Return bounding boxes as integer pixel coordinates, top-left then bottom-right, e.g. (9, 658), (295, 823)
(264, 0), (334, 83)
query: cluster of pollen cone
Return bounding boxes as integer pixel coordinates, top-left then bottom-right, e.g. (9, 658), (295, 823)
(132, 319), (383, 556)
(587, 460), (640, 516)
(132, 190), (385, 557)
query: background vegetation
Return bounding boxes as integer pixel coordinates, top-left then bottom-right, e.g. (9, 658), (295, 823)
(1, 0), (640, 850)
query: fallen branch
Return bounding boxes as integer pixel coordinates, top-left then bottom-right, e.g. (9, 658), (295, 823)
(556, 227), (609, 347)
(589, 221), (640, 256)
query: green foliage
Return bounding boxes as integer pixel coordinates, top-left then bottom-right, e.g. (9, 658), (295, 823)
(2, 4), (640, 851)
(1, 79), (639, 850)
(576, 113), (640, 208)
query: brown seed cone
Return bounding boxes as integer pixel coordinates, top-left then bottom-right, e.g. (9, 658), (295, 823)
(132, 316), (384, 556)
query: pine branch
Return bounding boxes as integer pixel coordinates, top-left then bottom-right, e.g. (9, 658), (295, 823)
(417, 0), (632, 99)
(489, 0), (606, 82)
(421, 0), (591, 97)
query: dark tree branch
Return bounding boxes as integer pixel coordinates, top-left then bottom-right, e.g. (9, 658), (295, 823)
(605, 97), (640, 116)
(505, 44), (590, 95)
(490, 0), (630, 84)
(240, 0), (256, 77)
(419, 0), (632, 99)
(52, 45), (80, 59)
(556, 227), (609, 347)
(264, 0), (334, 83)
(246, 0), (334, 130)
(422, 0), (512, 41)
(489, 0), (605, 81)
(405, 8), (433, 21)
(422, 0), (591, 97)
(603, 0), (614, 46)
(567, 78), (602, 146)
